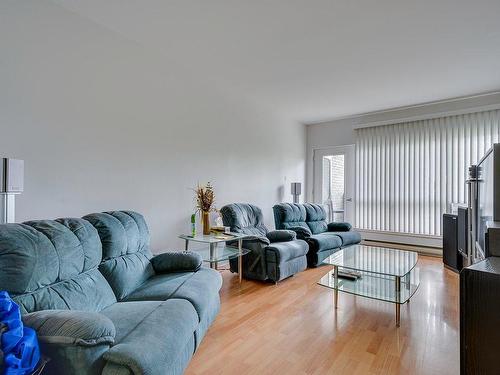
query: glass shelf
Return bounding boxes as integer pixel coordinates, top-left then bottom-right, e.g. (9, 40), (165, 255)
(196, 245), (250, 263)
(318, 267), (420, 304)
(179, 232), (248, 244)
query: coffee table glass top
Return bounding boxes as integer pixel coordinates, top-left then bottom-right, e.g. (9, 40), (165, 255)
(323, 244), (418, 277)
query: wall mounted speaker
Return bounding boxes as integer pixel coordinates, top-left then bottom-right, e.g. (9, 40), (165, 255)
(0, 158), (24, 193)
(291, 182), (301, 195)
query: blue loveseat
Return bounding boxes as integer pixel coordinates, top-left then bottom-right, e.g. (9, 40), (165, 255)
(273, 203), (361, 267)
(0, 211), (222, 375)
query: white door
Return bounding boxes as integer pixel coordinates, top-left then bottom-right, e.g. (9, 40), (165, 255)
(313, 145), (355, 224)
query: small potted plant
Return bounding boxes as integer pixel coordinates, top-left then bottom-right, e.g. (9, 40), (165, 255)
(194, 182), (217, 235)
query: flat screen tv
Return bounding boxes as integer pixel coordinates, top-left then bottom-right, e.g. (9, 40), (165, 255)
(476, 143), (500, 258)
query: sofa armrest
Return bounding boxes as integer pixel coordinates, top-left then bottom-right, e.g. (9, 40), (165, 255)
(22, 310), (115, 347)
(327, 222), (352, 232)
(287, 226), (312, 240)
(151, 251), (203, 273)
(266, 230), (297, 243)
(230, 235), (270, 247)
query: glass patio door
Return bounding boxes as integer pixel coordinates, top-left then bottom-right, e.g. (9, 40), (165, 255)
(313, 145), (355, 223)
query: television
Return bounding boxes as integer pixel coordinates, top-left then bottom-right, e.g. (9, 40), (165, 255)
(476, 143), (500, 258)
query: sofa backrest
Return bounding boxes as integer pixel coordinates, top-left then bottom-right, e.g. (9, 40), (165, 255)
(273, 203), (309, 231)
(220, 203), (268, 237)
(274, 203), (329, 234)
(303, 203), (328, 234)
(0, 219), (117, 314)
(83, 211), (154, 300)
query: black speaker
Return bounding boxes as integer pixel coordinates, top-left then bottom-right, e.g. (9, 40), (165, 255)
(484, 221), (500, 257)
(460, 257), (500, 374)
(443, 213), (463, 272)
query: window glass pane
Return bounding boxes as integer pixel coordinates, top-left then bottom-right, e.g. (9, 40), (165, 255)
(331, 155), (345, 222)
(322, 155), (345, 222)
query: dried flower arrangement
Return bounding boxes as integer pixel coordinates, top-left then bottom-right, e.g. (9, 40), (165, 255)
(194, 182), (217, 235)
(194, 182), (216, 213)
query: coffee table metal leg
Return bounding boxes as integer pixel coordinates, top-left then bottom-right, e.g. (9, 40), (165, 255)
(405, 272), (411, 303)
(185, 239), (189, 251)
(395, 276), (401, 327)
(333, 265), (338, 309)
(238, 239), (243, 284)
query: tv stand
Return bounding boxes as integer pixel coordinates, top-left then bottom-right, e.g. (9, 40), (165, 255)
(460, 257), (500, 374)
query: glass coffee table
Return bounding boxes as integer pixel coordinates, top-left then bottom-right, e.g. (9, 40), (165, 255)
(179, 233), (250, 283)
(318, 244), (420, 327)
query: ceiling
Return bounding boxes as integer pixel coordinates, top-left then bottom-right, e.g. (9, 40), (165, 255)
(51, 0), (500, 124)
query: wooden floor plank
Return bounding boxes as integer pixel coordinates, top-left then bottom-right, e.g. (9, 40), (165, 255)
(186, 255), (459, 375)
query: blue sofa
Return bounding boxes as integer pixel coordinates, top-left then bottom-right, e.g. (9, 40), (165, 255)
(220, 203), (308, 282)
(0, 211), (222, 375)
(273, 203), (361, 267)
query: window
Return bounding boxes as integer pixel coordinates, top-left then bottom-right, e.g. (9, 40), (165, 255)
(355, 109), (500, 236)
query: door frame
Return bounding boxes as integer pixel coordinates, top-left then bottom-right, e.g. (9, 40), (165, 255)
(312, 145), (355, 223)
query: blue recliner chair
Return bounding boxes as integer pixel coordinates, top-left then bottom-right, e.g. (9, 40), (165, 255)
(220, 203), (309, 282)
(273, 203), (361, 267)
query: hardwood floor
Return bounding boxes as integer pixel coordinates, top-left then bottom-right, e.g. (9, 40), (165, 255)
(186, 256), (459, 375)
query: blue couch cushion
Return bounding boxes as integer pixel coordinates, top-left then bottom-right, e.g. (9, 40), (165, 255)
(327, 222), (353, 232)
(123, 267), (222, 349)
(304, 203), (328, 234)
(123, 268), (222, 323)
(330, 231), (362, 246)
(0, 219), (117, 314)
(83, 211), (155, 300)
(266, 230), (296, 243)
(265, 240), (308, 263)
(267, 255), (307, 282)
(308, 233), (342, 252)
(101, 299), (198, 375)
(22, 310), (116, 347)
(273, 203), (309, 231)
(151, 251), (203, 273)
(265, 238), (308, 282)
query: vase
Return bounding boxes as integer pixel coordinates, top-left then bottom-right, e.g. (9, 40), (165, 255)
(201, 211), (210, 235)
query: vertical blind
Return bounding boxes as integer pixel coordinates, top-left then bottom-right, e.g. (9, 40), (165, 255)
(355, 109), (500, 236)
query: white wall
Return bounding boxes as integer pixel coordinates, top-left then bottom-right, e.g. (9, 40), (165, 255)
(0, 1), (306, 251)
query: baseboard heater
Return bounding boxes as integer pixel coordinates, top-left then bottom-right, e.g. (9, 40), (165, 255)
(361, 238), (442, 257)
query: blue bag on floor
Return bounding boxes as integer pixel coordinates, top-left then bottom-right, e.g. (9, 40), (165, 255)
(0, 291), (41, 375)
